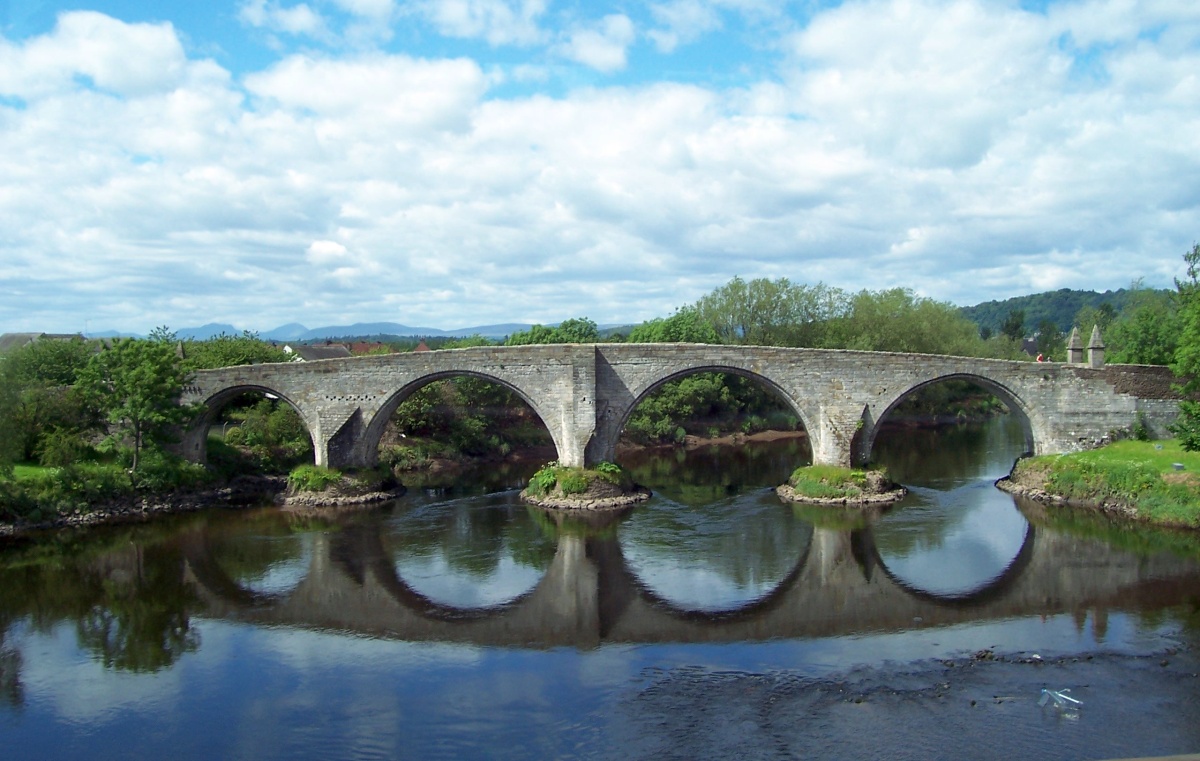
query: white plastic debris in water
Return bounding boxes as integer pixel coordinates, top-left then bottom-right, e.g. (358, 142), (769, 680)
(1038, 688), (1082, 709)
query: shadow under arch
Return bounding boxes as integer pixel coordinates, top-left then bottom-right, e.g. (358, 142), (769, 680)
(862, 521), (1038, 608)
(360, 370), (555, 467)
(191, 383), (316, 465)
(861, 372), (1038, 463)
(608, 522), (815, 623)
(603, 364), (815, 464)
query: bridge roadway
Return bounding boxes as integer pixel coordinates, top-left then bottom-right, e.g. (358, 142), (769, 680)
(181, 515), (1200, 649)
(179, 344), (1180, 469)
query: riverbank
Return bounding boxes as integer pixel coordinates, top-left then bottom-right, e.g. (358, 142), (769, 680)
(997, 439), (1200, 530)
(0, 474), (286, 538)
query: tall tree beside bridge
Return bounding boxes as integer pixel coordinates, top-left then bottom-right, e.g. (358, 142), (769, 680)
(78, 331), (194, 472)
(1170, 244), (1200, 450)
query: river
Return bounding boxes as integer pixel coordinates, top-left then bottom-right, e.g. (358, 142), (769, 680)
(2, 416), (1199, 760)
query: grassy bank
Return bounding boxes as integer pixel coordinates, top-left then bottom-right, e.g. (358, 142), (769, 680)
(778, 464), (905, 505)
(1008, 439), (1200, 528)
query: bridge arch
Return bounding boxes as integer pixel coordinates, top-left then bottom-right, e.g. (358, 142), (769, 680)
(590, 364), (815, 465)
(182, 383), (315, 466)
(361, 370), (558, 467)
(860, 372), (1039, 464)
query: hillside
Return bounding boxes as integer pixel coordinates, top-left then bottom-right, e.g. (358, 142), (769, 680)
(959, 288), (1158, 335)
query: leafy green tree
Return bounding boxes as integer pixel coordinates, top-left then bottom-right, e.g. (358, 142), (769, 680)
(627, 307), (721, 344)
(1034, 319), (1063, 361)
(1074, 302), (1117, 337)
(78, 334), (194, 471)
(693, 277), (849, 347)
(1000, 309), (1026, 341)
(504, 317), (600, 345)
(0, 364), (20, 477)
(182, 331), (288, 370)
(1104, 284), (1179, 365)
(0, 337), (98, 464)
(828, 288), (989, 356)
(1169, 245), (1200, 449)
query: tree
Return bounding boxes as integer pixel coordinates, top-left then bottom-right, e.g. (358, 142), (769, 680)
(627, 307), (721, 344)
(77, 334), (194, 471)
(1074, 302), (1117, 337)
(1000, 309), (1026, 342)
(1104, 283), (1178, 365)
(1034, 319), (1063, 361)
(1169, 244), (1200, 449)
(0, 337), (97, 464)
(0, 361), (20, 477)
(181, 331), (288, 370)
(827, 288), (990, 356)
(692, 276), (849, 347)
(505, 317), (600, 345)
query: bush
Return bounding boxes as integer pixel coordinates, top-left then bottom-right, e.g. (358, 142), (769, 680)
(558, 471), (589, 495)
(287, 465), (342, 492)
(787, 465), (870, 499)
(36, 428), (95, 467)
(1169, 402), (1200, 451)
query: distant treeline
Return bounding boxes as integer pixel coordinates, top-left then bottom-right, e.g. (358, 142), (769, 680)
(959, 287), (1161, 336)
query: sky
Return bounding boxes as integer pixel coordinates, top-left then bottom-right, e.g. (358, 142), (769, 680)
(1, 0), (1198, 335)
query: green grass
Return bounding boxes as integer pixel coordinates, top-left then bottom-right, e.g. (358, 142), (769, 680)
(524, 462), (632, 497)
(286, 464), (343, 492)
(1063, 439), (1200, 474)
(786, 465), (869, 499)
(13, 463), (54, 480)
(1015, 439), (1200, 528)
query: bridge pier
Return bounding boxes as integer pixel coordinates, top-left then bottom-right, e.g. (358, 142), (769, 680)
(809, 404), (867, 468)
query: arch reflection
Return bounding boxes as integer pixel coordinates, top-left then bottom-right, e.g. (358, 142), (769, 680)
(869, 487), (1036, 604)
(379, 493), (556, 616)
(617, 490), (814, 617)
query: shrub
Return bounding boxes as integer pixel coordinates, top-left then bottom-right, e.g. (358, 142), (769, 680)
(558, 471), (589, 495)
(527, 463), (561, 495)
(787, 465), (870, 499)
(287, 465), (342, 492)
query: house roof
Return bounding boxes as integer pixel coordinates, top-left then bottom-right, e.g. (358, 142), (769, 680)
(0, 332), (85, 354)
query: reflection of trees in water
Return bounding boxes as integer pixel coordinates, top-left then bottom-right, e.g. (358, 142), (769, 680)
(0, 540), (198, 675)
(621, 493), (812, 595)
(621, 438), (809, 502)
(0, 616), (22, 708)
(388, 500), (556, 579)
(873, 417), (1025, 485)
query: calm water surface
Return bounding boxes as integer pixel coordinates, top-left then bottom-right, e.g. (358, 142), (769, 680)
(2, 417), (1200, 760)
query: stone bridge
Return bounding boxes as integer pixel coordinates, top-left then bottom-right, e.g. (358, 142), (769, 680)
(178, 344), (1181, 469)
(180, 515), (1200, 648)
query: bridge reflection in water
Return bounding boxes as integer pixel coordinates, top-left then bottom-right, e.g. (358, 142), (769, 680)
(182, 503), (1200, 649)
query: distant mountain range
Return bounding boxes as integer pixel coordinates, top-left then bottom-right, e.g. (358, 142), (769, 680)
(69, 287), (1170, 342)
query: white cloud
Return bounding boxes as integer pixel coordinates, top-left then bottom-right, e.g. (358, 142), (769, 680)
(2, 1), (1200, 334)
(556, 14), (637, 73)
(411, 0), (547, 45)
(239, 0), (328, 37)
(648, 0), (723, 53)
(331, 0), (397, 20)
(243, 53), (488, 134)
(0, 11), (187, 97)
